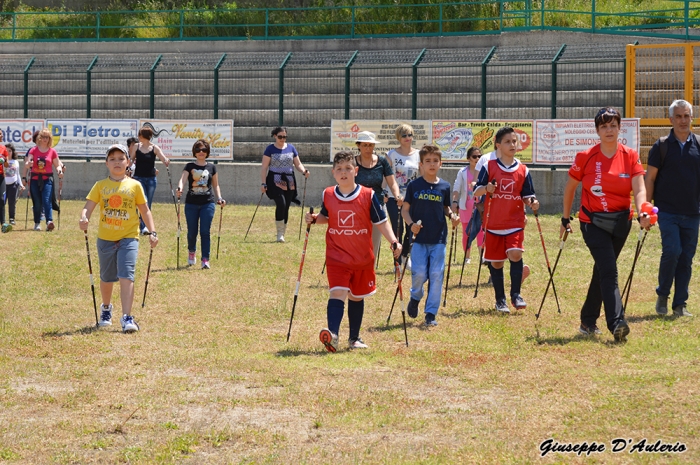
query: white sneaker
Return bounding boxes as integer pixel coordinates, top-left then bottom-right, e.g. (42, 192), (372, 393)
(201, 259), (210, 269)
(141, 227), (150, 235)
(319, 328), (338, 353)
(120, 314), (139, 333)
(188, 252), (196, 266)
(34, 223), (41, 231)
(98, 303), (113, 327)
(348, 338), (368, 349)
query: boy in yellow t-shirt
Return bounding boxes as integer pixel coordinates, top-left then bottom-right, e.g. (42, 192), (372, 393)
(79, 144), (158, 333)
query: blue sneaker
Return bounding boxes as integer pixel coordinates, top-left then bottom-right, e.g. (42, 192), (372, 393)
(120, 314), (139, 333)
(98, 303), (113, 327)
(407, 298), (420, 318)
(1, 223), (11, 233)
(424, 312), (438, 327)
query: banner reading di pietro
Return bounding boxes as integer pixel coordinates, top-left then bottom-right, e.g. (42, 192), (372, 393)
(138, 120), (234, 160)
(46, 119), (138, 157)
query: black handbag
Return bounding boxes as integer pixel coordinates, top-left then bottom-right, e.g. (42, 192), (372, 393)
(583, 206), (630, 237)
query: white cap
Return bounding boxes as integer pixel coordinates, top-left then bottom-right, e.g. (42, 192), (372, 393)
(107, 144), (128, 155)
(355, 131), (381, 144)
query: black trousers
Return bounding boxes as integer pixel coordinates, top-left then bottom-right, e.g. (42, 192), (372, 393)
(580, 220), (631, 333)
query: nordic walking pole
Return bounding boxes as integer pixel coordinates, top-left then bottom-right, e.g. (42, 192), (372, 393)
(533, 210), (562, 312)
(392, 242), (409, 346)
(622, 229), (648, 312)
(387, 220), (421, 324)
(443, 221), (458, 307)
(474, 181), (496, 298)
(24, 176), (31, 230)
(141, 248), (154, 308)
(298, 172), (308, 240)
(83, 230), (99, 327)
(216, 203), (224, 259)
(244, 192), (264, 241)
(536, 228), (570, 320)
(459, 203), (478, 286)
(57, 176), (63, 230)
(166, 166), (181, 269)
(375, 241), (381, 269)
(287, 206), (314, 342)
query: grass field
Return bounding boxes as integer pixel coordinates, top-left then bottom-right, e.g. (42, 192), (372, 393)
(1, 199), (698, 464)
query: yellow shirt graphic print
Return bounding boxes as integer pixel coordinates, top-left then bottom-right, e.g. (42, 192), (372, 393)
(87, 178), (147, 241)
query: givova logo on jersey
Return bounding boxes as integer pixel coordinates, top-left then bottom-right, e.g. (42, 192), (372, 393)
(493, 178), (521, 201)
(329, 210), (368, 235)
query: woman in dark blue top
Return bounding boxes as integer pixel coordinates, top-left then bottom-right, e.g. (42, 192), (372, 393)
(260, 127), (309, 242)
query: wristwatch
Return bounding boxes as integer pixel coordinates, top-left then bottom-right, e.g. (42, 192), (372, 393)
(150, 231), (157, 237)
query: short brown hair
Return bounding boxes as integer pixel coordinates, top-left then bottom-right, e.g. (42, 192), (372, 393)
(594, 107), (621, 129)
(139, 127), (154, 140)
(333, 150), (356, 168)
(419, 145), (442, 162)
(192, 139), (210, 158)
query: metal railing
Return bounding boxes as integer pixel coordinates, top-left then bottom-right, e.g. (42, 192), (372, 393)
(2, 1), (700, 42)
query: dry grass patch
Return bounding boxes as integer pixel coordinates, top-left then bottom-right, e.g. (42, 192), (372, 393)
(0, 200), (698, 464)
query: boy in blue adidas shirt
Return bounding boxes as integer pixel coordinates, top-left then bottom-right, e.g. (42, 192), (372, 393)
(401, 145), (460, 326)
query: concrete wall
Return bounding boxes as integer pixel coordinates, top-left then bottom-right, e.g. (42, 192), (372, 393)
(60, 159), (576, 215)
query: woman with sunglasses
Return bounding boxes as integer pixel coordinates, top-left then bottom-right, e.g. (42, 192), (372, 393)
(355, 131), (401, 259)
(386, 124), (420, 250)
(130, 126), (170, 235)
(176, 140), (225, 270)
(23, 128), (63, 232)
(561, 107), (650, 342)
(261, 126), (309, 242)
(452, 146), (485, 263)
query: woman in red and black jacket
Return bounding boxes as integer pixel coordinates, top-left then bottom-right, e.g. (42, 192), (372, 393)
(561, 107), (650, 342)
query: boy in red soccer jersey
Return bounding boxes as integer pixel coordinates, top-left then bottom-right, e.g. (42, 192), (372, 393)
(306, 151), (402, 352)
(474, 127), (539, 313)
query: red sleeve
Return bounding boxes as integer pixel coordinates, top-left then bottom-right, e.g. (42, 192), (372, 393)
(628, 147), (644, 178)
(568, 149), (590, 182)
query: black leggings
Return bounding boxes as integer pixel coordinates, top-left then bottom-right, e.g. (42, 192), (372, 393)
(0, 177), (5, 224)
(273, 189), (296, 223)
(5, 181), (21, 222)
(580, 220), (632, 333)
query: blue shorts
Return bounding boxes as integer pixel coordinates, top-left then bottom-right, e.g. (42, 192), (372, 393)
(97, 238), (139, 282)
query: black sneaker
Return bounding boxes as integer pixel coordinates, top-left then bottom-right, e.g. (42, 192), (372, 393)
(672, 305), (693, 317)
(424, 312), (437, 327)
(495, 299), (510, 313)
(511, 294), (527, 310)
(613, 320), (630, 342)
(578, 323), (602, 336)
(407, 298), (420, 318)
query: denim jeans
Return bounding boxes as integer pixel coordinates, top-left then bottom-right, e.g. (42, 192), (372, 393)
(657, 211), (700, 308)
(580, 220), (631, 333)
(410, 242), (446, 316)
(185, 202), (216, 260)
(132, 175), (157, 230)
(30, 177), (53, 223)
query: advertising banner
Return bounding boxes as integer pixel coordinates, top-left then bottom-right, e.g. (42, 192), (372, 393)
(432, 120), (534, 163)
(0, 120), (45, 155)
(138, 120), (234, 160)
(330, 120), (431, 161)
(45, 119), (139, 157)
(534, 119), (640, 164)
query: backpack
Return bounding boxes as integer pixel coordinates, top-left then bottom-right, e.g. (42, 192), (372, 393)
(656, 133), (700, 169)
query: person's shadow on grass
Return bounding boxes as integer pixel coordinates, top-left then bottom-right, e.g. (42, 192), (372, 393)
(42, 326), (99, 337)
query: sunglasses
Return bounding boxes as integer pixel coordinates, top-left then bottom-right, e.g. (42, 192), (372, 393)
(401, 133), (413, 138)
(469, 155), (480, 160)
(596, 107), (620, 118)
(277, 135), (287, 139)
(195, 148), (208, 153)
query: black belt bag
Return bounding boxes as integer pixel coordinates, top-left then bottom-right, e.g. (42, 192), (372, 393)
(583, 207), (630, 237)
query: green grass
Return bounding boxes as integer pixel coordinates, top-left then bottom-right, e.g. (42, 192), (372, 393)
(0, 199), (699, 463)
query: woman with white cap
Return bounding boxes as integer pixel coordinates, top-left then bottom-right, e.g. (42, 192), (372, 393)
(354, 130), (401, 259)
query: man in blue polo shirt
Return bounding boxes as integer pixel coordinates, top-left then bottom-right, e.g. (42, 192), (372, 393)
(645, 99), (700, 317)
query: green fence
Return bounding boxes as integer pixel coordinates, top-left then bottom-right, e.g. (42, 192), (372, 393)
(1, 1), (700, 42)
(0, 45), (629, 162)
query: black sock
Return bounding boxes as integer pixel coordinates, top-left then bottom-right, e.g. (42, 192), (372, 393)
(489, 263), (505, 301)
(327, 299), (344, 336)
(510, 259), (523, 297)
(348, 299), (365, 341)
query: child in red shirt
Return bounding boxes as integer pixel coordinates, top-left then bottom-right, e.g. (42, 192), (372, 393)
(306, 151), (401, 352)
